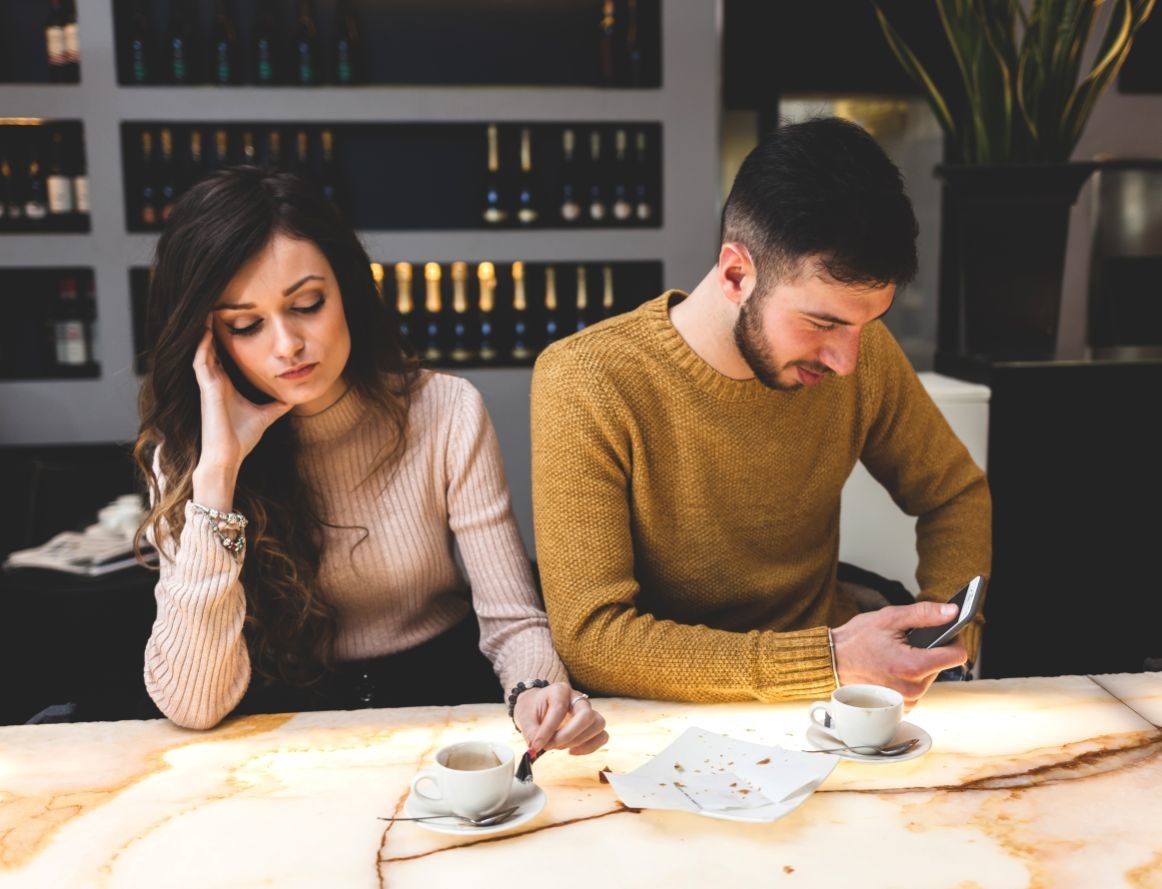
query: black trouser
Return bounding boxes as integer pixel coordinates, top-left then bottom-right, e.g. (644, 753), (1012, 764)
(139, 615), (503, 721)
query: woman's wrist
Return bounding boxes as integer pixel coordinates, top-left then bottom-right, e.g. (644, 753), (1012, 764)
(191, 462), (240, 512)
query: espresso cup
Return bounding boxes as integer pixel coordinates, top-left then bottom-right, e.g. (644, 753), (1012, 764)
(808, 684), (903, 748)
(410, 740), (514, 819)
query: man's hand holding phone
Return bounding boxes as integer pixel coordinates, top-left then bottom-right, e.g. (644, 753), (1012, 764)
(191, 327), (292, 511)
(831, 601), (969, 707)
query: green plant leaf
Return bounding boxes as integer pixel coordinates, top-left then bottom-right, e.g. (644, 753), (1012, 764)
(1061, 0), (1136, 153)
(872, 3), (960, 150)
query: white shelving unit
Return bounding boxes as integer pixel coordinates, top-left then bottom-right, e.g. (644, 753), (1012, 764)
(0, 0), (723, 552)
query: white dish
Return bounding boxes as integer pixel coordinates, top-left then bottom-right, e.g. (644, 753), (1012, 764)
(399, 777), (545, 836)
(804, 720), (932, 763)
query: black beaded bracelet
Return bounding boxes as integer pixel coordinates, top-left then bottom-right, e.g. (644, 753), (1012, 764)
(507, 678), (550, 720)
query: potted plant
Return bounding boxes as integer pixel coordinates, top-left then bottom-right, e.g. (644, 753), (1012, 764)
(874, 0), (1154, 361)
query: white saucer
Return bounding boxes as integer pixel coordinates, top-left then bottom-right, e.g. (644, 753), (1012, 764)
(804, 721), (932, 763)
(400, 777), (546, 836)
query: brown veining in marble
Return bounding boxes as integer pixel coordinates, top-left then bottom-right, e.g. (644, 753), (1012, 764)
(0, 712), (294, 872)
(830, 731), (1162, 796)
(1127, 847), (1162, 888)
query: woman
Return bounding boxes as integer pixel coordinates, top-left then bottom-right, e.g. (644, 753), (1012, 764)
(134, 166), (606, 758)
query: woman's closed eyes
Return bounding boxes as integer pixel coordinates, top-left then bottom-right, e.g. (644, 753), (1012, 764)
(224, 294), (327, 336)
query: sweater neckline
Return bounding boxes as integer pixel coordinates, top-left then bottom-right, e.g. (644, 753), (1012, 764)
(645, 291), (778, 403)
(291, 384), (366, 444)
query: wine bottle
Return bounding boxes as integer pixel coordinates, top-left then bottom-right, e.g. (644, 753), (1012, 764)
(482, 124), (507, 225)
(263, 129), (283, 169)
(211, 128), (230, 170)
(611, 129), (632, 222)
(186, 129), (207, 190)
(625, 0), (643, 87)
(394, 262), (414, 344)
(510, 261), (532, 362)
(138, 130), (159, 228)
(72, 132), (89, 215)
(24, 141), (48, 223)
(319, 129), (338, 206)
(127, 0), (153, 85)
(586, 130), (607, 223)
(633, 129), (653, 222)
(517, 127), (539, 225)
(331, 0), (362, 85)
(0, 152), (21, 227)
(370, 261), (385, 301)
(477, 262), (498, 362)
(44, 0), (68, 83)
(241, 129), (257, 165)
(449, 261), (475, 363)
(574, 265), (591, 332)
(252, 0), (280, 85)
(293, 129), (311, 178)
(559, 128), (581, 223)
(46, 129), (74, 217)
(62, 0), (80, 83)
(294, 0), (321, 86)
(544, 265), (561, 346)
(422, 262), (445, 363)
(164, 0), (195, 84)
(158, 127), (179, 221)
(602, 264), (616, 318)
(597, 0), (617, 86)
(53, 274), (90, 367)
(210, 0), (239, 86)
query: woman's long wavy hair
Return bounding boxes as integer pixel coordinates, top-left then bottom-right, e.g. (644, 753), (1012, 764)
(134, 166), (419, 687)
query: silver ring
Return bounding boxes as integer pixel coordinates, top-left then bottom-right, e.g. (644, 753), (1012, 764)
(569, 693), (590, 710)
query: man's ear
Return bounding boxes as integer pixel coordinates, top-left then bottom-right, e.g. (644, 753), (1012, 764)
(716, 243), (757, 307)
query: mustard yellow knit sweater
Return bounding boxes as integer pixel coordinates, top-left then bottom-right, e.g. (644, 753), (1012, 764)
(531, 292), (991, 702)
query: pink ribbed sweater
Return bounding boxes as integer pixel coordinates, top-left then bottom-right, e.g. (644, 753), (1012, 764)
(144, 372), (567, 729)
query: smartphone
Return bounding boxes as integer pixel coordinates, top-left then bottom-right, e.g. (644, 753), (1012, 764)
(213, 335), (274, 405)
(905, 575), (987, 649)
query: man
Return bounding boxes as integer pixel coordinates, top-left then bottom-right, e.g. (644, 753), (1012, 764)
(530, 117), (990, 707)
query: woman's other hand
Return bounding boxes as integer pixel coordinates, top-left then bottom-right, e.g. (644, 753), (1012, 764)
(513, 682), (608, 755)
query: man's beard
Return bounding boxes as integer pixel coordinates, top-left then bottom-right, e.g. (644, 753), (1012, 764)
(732, 294), (830, 392)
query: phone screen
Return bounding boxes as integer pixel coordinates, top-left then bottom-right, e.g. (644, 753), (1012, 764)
(905, 575), (987, 649)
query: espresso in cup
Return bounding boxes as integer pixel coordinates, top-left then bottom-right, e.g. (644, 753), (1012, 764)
(808, 684), (903, 749)
(410, 740), (514, 818)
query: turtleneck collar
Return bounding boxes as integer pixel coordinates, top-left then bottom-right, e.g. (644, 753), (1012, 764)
(291, 384), (366, 445)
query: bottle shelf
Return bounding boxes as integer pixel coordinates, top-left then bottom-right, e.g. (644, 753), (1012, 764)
(120, 120), (662, 233)
(113, 0), (660, 89)
(0, 267), (98, 381)
(1, 120), (91, 237)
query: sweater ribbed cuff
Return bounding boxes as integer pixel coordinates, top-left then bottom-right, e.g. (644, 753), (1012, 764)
(753, 626), (837, 702)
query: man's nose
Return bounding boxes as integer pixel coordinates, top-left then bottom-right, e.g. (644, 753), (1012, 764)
(821, 328), (860, 377)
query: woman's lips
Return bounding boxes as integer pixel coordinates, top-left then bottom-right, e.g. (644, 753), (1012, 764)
(278, 362), (317, 380)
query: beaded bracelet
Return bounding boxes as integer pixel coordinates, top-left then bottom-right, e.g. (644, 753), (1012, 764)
(507, 678), (550, 723)
(189, 501), (248, 561)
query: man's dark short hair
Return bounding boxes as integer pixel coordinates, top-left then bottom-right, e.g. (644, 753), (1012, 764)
(721, 116), (919, 291)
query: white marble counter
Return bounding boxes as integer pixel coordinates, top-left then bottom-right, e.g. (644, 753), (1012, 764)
(2, 673), (1160, 888)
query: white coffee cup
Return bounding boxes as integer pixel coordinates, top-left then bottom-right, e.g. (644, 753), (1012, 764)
(808, 684), (904, 748)
(410, 740), (514, 819)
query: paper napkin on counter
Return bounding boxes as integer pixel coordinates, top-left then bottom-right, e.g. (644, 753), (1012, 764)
(603, 727), (837, 823)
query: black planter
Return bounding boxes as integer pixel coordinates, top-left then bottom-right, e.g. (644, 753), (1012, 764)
(936, 162), (1096, 361)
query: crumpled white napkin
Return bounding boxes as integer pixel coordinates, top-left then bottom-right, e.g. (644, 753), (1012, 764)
(603, 726), (838, 822)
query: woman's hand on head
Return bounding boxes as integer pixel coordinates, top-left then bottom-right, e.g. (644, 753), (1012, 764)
(513, 682), (608, 756)
(192, 327), (291, 503)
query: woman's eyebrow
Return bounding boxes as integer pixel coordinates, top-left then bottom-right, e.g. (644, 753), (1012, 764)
(213, 274), (327, 310)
